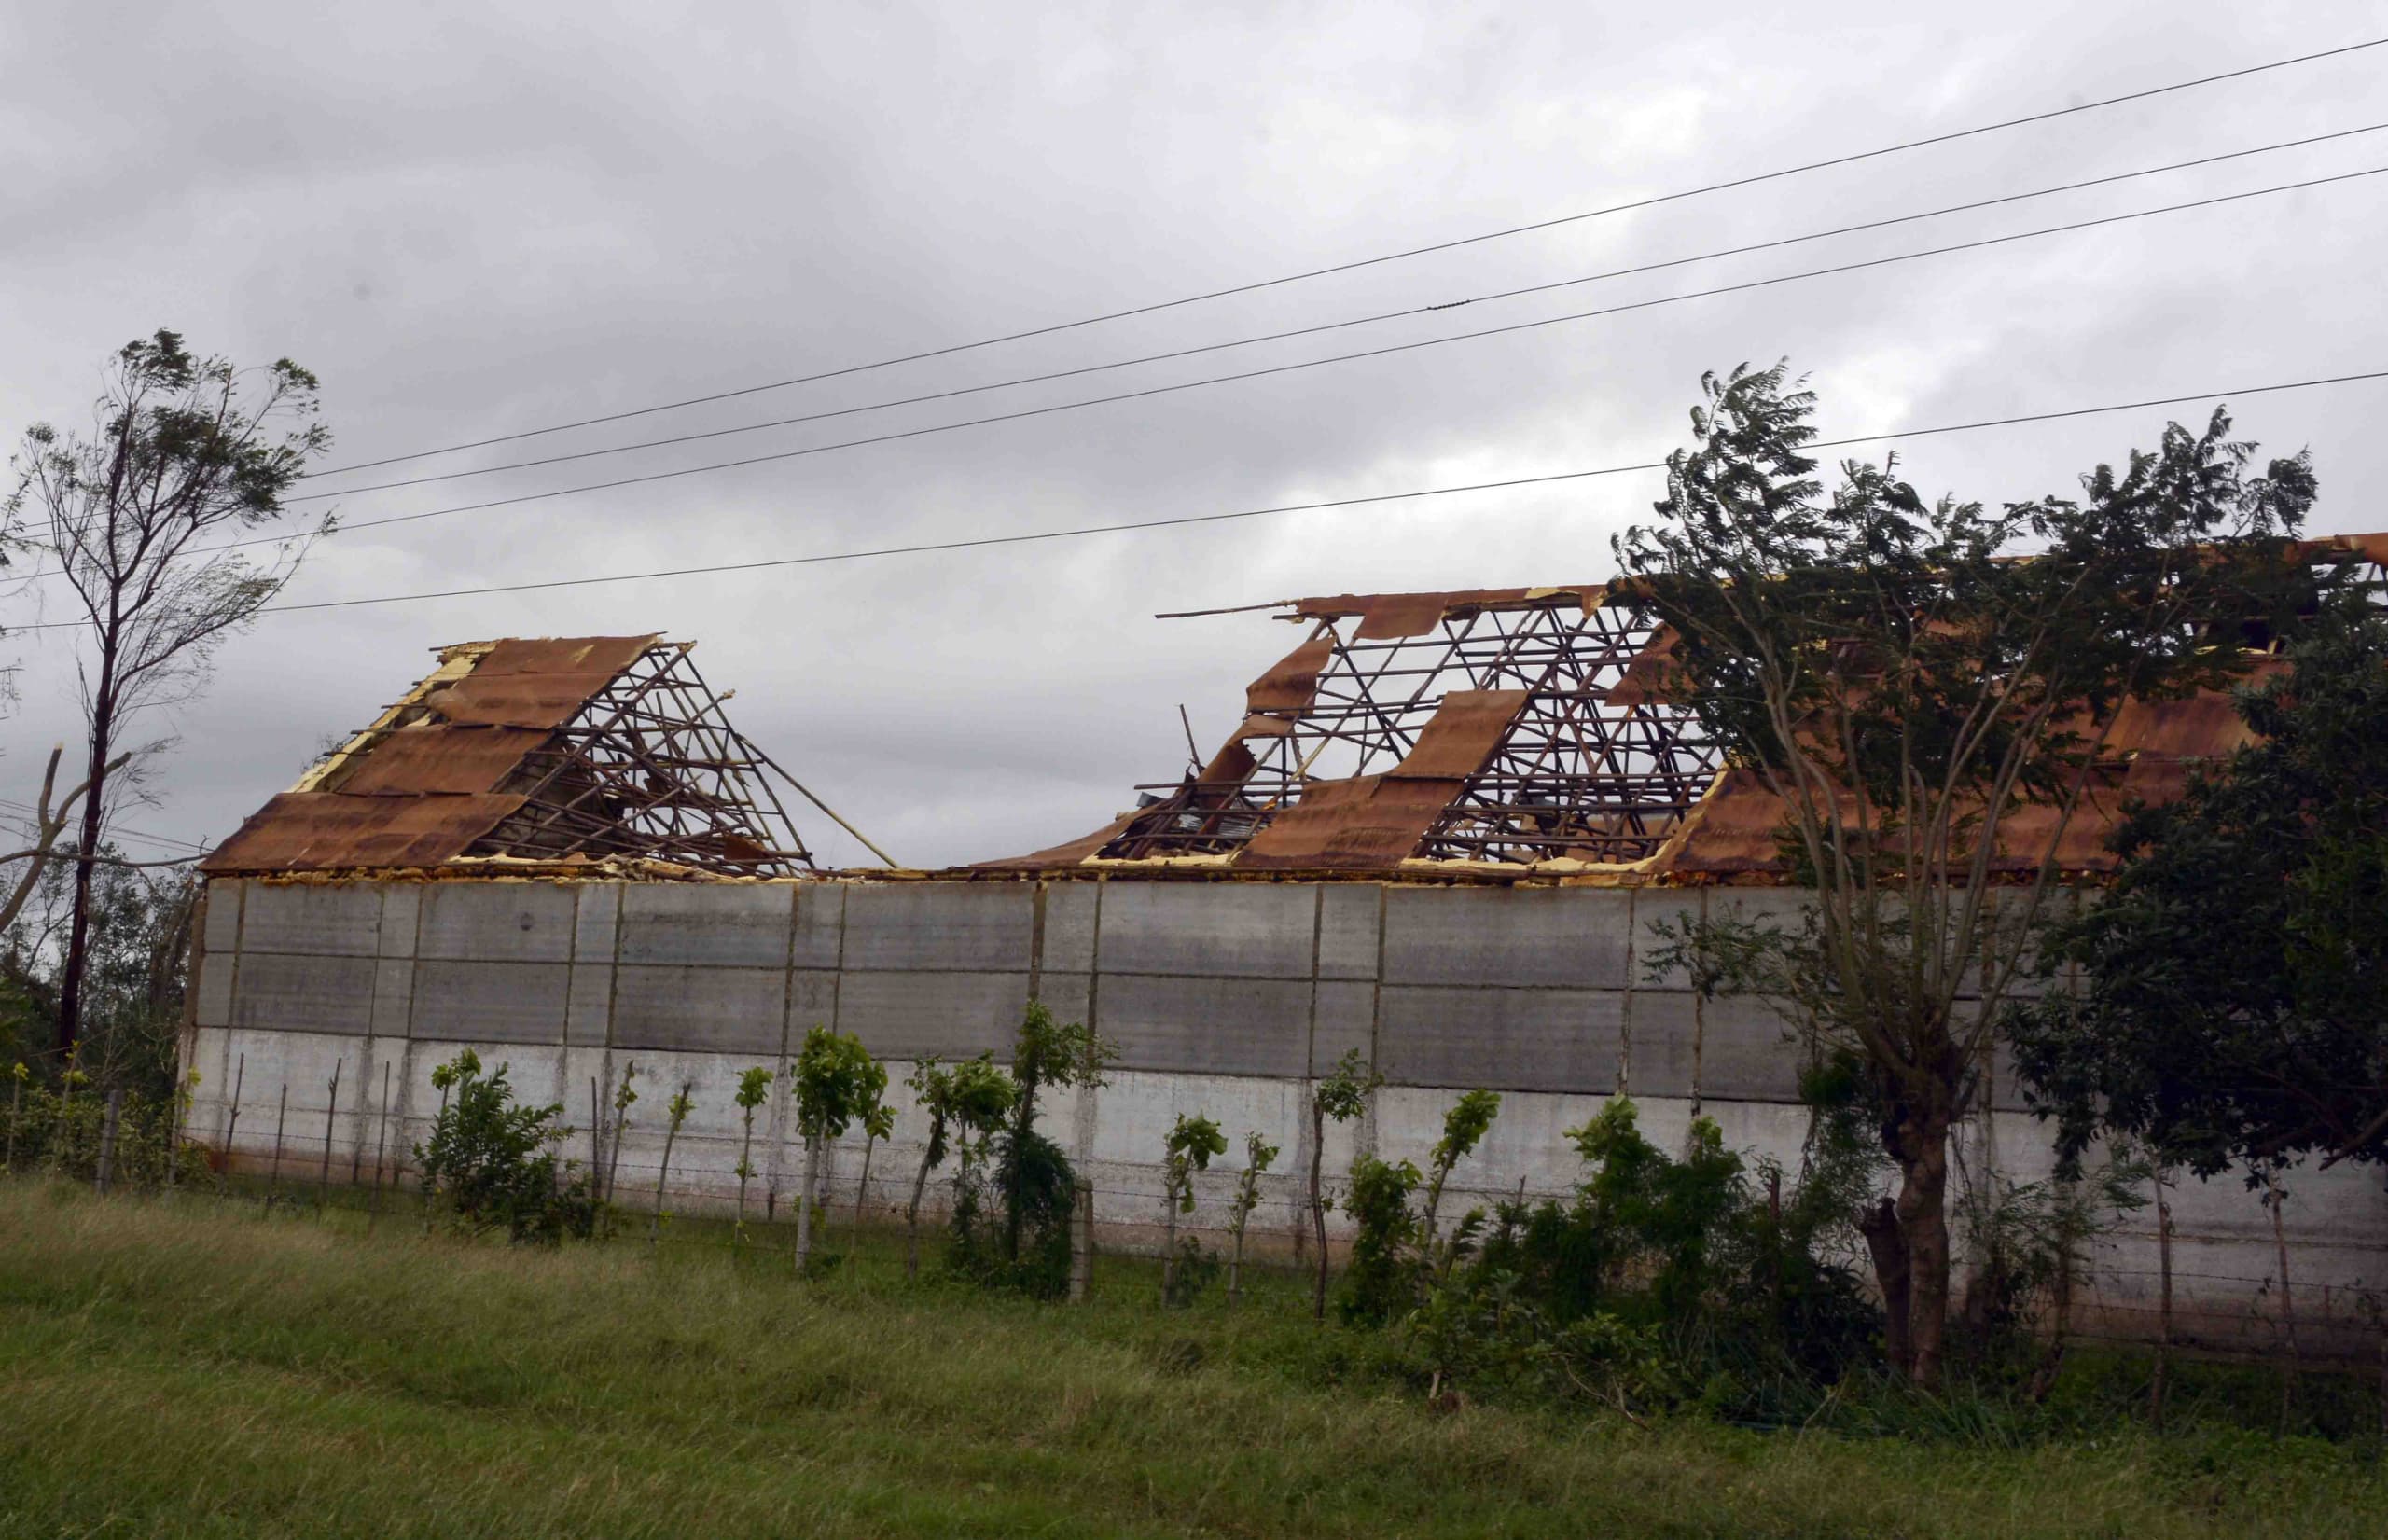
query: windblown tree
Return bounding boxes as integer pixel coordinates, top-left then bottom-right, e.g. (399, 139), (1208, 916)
(1618, 362), (2323, 1387)
(6, 331), (330, 1057)
(2009, 601), (2388, 1179)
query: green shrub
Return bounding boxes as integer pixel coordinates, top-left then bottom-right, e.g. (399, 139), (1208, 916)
(416, 1050), (594, 1242)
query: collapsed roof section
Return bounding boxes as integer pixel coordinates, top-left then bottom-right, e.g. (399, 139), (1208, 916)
(202, 637), (815, 876)
(983, 536), (2388, 882)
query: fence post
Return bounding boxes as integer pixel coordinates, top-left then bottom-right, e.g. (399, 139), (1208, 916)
(368, 1061), (393, 1228)
(218, 1053), (244, 1198)
(2151, 1167), (2173, 1432)
(265, 1084), (288, 1211)
(4, 1073), (21, 1174)
(316, 1060), (342, 1214)
(93, 1089), (123, 1195)
(2268, 1172), (2299, 1434)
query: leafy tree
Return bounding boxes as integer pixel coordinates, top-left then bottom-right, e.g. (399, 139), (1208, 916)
(901, 1053), (1016, 1279)
(791, 1027), (883, 1272)
(3, 839), (194, 1095)
(985, 999), (1114, 1295)
(1159, 1112), (1227, 1306)
(1338, 1154), (1424, 1325)
(850, 1088), (896, 1247)
(417, 1050), (593, 1242)
(1226, 1130), (1278, 1307)
(6, 332), (331, 1057)
(1422, 1089), (1501, 1242)
(2009, 603), (2388, 1179)
(732, 1066), (773, 1242)
(1619, 362), (2322, 1386)
(1307, 1048), (1381, 1322)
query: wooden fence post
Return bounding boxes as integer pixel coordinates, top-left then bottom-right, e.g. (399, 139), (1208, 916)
(93, 1089), (123, 1194)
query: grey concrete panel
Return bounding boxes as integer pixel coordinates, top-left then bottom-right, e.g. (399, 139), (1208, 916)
(1631, 892), (1703, 992)
(370, 959), (414, 1039)
(787, 970), (838, 1034)
(410, 960), (570, 1044)
(1042, 882), (1099, 974)
(841, 883), (1033, 971)
(1380, 887), (1634, 990)
(1693, 991), (1803, 1103)
(833, 969), (1028, 1061)
(241, 882), (384, 957)
(574, 883), (620, 963)
(621, 883), (794, 968)
(417, 882), (577, 963)
(201, 880), (244, 955)
(791, 884), (845, 969)
(194, 950), (236, 1028)
(1032, 971), (1091, 1033)
(1622, 992), (1700, 1099)
(1097, 882), (1316, 978)
(230, 951), (377, 1035)
(1317, 884), (1380, 980)
(377, 886), (421, 958)
(1376, 984), (1623, 1094)
(610, 964), (789, 1054)
(1096, 973), (1311, 1078)
(566, 964), (613, 1046)
(1311, 979), (1376, 1075)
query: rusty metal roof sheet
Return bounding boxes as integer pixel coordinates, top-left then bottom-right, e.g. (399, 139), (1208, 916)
(1388, 689), (1530, 779)
(332, 725), (553, 796)
(1239, 774), (1464, 870)
(202, 792), (527, 873)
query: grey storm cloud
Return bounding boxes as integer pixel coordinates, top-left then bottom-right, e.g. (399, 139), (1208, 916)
(4, 0), (2385, 868)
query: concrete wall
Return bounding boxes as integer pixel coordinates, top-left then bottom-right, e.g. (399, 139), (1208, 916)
(187, 876), (2388, 1352)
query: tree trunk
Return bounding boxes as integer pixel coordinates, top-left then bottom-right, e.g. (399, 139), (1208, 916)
(1859, 1196), (1912, 1377)
(796, 1133), (820, 1272)
(56, 662), (118, 1059)
(1229, 1200), (1250, 1308)
(1161, 1168), (1180, 1306)
(1068, 1176), (1093, 1303)
(2152, 1168), (2173, 1432)
(1309, 1104), (1330, 1325)
(649, 1113), (681, 1249)
(852, 1136), (877, 1250)
(1896, 1117), (1954, 1391)
(736, 1114), (755, 1240)
(906, 1141), (937, 1281)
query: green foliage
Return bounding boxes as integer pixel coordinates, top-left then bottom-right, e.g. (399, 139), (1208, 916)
(975, 999), (1113, 1289)
(1615, 360), (2329, 1382)
(2008, 603), (2388, 1180)
(1162, 1113), (1227, 1213)
(416, 1050), (593, 1242)
(1337, 1155), (1423, 1325)
(1423, 1089), (1500, 1239)
(1161, 1236), (1220, 1308)
(907, 1052), (1017, 1172)
(1312, 1048), (1380, 1124)
(792, 1027), (882, 1142)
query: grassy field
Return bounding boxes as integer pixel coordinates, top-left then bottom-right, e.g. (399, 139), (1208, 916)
(2, 1182), (2383, 1539)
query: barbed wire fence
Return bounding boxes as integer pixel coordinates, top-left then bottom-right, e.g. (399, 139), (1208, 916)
(10, 1051), (2388, 1434)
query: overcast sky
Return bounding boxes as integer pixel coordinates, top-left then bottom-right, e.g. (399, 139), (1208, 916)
(3, 2), (2384, 871)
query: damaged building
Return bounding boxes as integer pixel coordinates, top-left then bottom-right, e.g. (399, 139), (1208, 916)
(185, 564), (2388, 1351)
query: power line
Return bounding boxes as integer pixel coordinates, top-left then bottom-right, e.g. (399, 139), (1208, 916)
(13, 367), (2368, 628)
(279, 124), (2388, 503)
(96, 165), (2381, 564)
(0, 798), (213, 854)
(296, 35), (2388, 480)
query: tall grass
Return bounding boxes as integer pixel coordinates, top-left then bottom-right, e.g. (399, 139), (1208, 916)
(1, 1181), (2381, 1539)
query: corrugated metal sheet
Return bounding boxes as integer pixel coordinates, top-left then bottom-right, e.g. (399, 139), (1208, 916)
(1238, 774), (1463, 869)
(332, 725), (553, 796)
(1245, 637), (1335, 713)
(201, 792), (526, 873)
(203, 635), (661, 873)
(1389, 690), (1530, 779)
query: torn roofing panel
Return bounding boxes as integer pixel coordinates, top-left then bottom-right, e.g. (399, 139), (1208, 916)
(1245, 636), (1335, 713)
(1352, 591), (1453, 640)
(329, 725), (554, 796)
(465, 635), (659, 676)
(1237, 774), (1464, 869)
(201, 792), (526, 873)
(1388, 689), (1530, 779)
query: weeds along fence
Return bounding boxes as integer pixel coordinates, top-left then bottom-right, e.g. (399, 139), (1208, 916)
(10, 1062), (2388, 1389)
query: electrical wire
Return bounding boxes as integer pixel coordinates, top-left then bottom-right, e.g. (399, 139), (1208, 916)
(26, 162), (2378, 576)
(11, 366), (2373, 630)
(293, 35), (2388, 479)
(278, 124), (2388, 503)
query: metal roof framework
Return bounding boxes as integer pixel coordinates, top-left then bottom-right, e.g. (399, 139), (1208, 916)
(203, 636), (815, 876)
